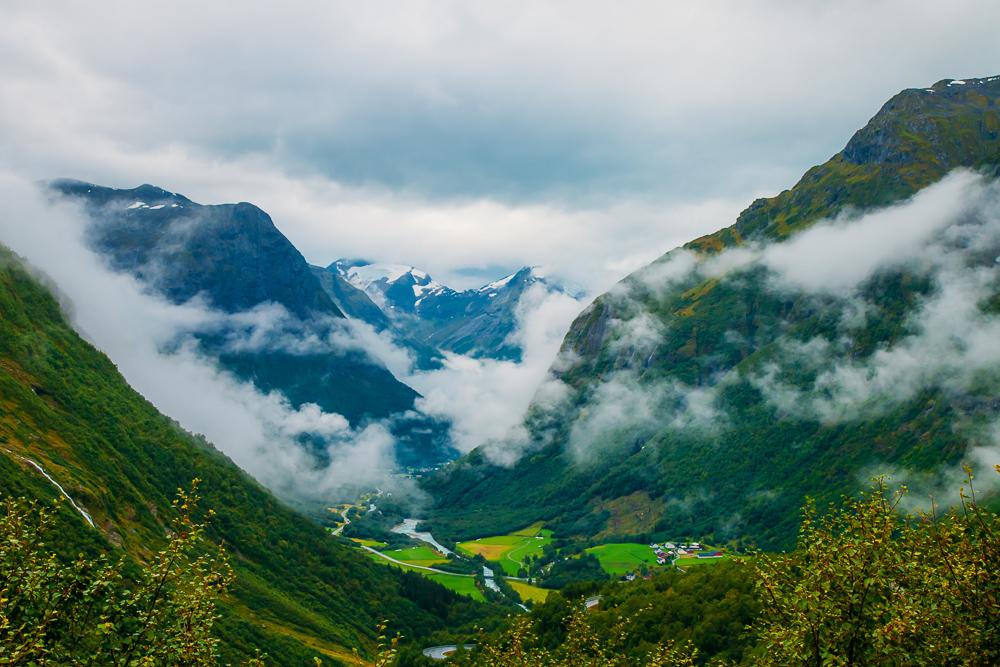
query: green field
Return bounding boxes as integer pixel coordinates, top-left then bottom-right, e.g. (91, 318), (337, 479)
(367, 554), (485, 601)
(349, 537), (387, 548)
(457, 522), (553, 576)
(677, 554), (732, 567)
(508, 580), (551, 604)
(585, 543), (661, 575)
(381, 544), (448, 567)
(426, 574), (485, 602)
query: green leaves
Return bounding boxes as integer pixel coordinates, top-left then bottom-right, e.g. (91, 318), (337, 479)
(0, 485), (240, 666)
(751, 472), (1000, 666)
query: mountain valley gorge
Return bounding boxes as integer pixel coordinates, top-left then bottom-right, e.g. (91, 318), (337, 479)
(2, 67), (999, 666)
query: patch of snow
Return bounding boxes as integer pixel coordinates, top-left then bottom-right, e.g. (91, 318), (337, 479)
(412, 281), (443, 298)
(346, 263), (414, 289)
(127, 201), (147, 209)
(149, 204), (166, 210)
(948, 79), (967, 86)
(481, 272), (517, 292)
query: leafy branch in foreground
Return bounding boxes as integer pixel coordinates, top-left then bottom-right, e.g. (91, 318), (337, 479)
(448, 606), (697, 667)
(752, 466), (999, 666)
(0, 480), (259, 666)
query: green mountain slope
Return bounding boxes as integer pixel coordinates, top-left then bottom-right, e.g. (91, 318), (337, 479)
(425, 76), (1000, 549)
(0, 245), (488, 664)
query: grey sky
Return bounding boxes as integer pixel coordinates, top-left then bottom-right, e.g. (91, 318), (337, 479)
(2, 1), (1000, 290)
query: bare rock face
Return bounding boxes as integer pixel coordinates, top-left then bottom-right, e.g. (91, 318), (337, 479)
(52, 181), (339, 318)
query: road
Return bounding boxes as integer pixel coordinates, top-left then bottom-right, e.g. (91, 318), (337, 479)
(362, 545), (536, 584)
(361, 546), (475, 576)
(422, 644), (476, 660)
(331, 506), (352, 536)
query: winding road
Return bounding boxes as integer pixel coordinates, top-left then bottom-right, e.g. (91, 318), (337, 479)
(422, 644), (476, 660)
(361, 545), (475, 576)
(331, 506), (351, 536)
(361, 545), (533, 583)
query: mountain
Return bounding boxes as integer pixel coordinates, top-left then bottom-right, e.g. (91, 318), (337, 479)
(0, 244), (491, 663)
(326, 261), (568, 362)
(48, 181), (455, 469)
(309, 263), (445, 370)
(425, 76), (1000, 549)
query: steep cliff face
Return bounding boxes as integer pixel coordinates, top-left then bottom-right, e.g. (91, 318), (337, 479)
(49, 182), (454, 467)
(53, 181), (338, 318)
(426, 76), (1000, 548)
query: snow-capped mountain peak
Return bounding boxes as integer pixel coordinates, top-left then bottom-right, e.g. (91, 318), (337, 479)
(325, 260), (573, 361)
(331, 261), (449, 311)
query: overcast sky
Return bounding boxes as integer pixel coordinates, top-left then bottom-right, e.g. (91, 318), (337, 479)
(3, 1), (1000, 290)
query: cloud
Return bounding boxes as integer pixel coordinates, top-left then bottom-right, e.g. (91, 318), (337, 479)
(4, 2), (999, 203)
(760, 170), (984, 293)
(0, 173), (406, 503)
(2, 1), (999, 494)
(553, 170), (1000, 488)
(753, 266), (1000, 423)
(566, 370), (723, 464)
(0, 173), (597, 486)
(722, 171), (1000, 492)
(3, 2), (999, 297)
(742, 172), (1000, 422)
(405, 283), (584, 464)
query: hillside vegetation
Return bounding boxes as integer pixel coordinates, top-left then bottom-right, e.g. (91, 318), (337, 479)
(425, 76), (1000, 549)
(0, 245), (493, 663)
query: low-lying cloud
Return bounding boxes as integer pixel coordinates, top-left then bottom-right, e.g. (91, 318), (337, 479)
(0, 173), (600, 493)
(0, 173), (405, 503)
(406, 282), (586, 465)
(746, 171), (1000, 424)
(556, 170), (1000, 490)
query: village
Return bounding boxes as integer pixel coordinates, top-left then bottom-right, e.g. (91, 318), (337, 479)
(649, 541), (725, 565)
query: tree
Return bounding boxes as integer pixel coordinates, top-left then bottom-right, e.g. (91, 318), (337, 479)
(751, 467), (999, 666)
(0, 481), (263, 666)
(452, 607), (697, 667)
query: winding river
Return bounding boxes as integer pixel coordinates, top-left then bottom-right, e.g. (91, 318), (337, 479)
(390, 518), (454, 556)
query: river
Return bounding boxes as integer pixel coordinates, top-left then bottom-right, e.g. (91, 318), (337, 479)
(390, 518), (454, 556)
